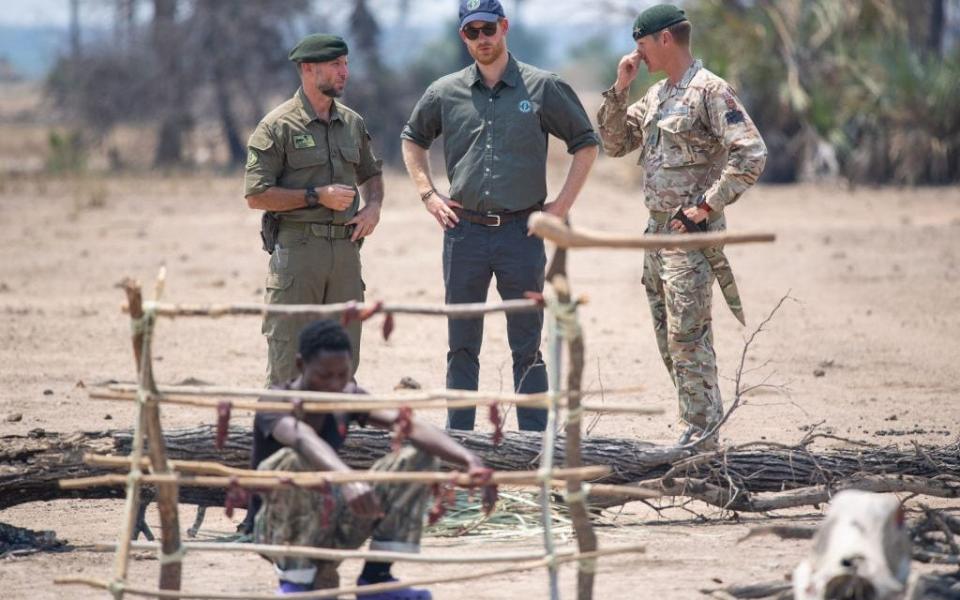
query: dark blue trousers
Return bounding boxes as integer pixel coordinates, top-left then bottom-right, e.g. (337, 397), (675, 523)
(442, 218), (548, 431)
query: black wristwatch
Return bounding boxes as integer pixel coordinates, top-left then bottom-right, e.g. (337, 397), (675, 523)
(305, 187), (319, 208)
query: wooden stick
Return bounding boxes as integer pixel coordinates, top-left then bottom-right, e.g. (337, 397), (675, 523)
(540, 288), (563, 600)
(112, 279), (149, 587)
(89, 388), (662, 416)
(59, 465), (611, 491)
(584, 483), (662, 499)
(104, 382), (646, 403)
(127, 298), (542, 319)
(54, 544), (647, 600)
(644, 474), (960, 512)
(547, 246), (599, 600)
(528, 212), (776, 250)
(124, 275), (185, 591)
(100, 540), (582, 564)
(84, 455), (662, 499)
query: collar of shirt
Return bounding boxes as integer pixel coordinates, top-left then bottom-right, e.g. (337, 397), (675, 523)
(657, 58), (703, 104)
(465, 52), (521, 90)
(296, 87), (342, 124)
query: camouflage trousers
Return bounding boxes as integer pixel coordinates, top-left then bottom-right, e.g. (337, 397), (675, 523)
(262, 223), (364, 386)
(254, 446), (437, 587)
(642, 215), (724, 430)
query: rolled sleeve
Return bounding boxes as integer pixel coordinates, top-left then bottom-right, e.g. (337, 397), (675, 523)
(541, 76), (600, 154)
(244, 123), (284, 197)
(355, 122), (383, 185)
(400, 85), (441, 149)
(702, 84), (767, 210)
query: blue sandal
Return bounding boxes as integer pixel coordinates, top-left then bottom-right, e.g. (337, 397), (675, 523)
(356, 576), (432, 600)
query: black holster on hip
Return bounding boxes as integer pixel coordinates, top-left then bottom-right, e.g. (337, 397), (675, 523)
(260, 212), (280, 254)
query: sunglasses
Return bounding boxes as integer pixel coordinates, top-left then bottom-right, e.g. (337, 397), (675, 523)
(462, 22), (499, 40)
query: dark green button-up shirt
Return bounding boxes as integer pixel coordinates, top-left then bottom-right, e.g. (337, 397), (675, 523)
(245, 88), (382, 224)
(401, 54), (599, 213)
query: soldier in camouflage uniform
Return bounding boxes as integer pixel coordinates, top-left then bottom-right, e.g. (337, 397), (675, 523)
(245, 34), (384, 385)
(597, 4), (767, 445)
(250, 320), (486, 597)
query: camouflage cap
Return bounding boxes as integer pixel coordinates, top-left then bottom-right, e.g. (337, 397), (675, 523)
(288, 34), (348, 63)
(632, 4), (687, 40)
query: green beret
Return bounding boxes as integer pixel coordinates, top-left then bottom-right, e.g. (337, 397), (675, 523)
(632, 4), (687, 40)
(288, 34), (348, 63)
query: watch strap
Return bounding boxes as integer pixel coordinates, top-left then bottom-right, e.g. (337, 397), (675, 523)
(305, 187), (319, 208)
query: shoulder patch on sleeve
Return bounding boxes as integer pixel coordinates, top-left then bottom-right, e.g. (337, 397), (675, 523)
(246, 149), (259, 168)
(725, 109), (745, 125)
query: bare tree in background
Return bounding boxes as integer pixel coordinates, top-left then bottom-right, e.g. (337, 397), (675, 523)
(115, 0), (137, 50)
(342, 0), (411, 164)
(184, 0), (309, 166)
(48, 0), (307, 168)
(69, 0), (81, 57)
(152, 0), (190, 167)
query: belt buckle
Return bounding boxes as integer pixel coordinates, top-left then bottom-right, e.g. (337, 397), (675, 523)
(311, 224), (333, 238)
(484, 212), (501, 227)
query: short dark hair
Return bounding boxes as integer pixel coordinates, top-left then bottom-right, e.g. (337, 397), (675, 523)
(298, 319), (353, 362)
(657, 21), (692, 47)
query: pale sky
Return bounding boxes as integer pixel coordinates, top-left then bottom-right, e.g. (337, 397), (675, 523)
(0, 0), (645, 28)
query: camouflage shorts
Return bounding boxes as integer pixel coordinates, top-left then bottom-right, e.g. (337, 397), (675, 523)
(254, 446), (437, 587)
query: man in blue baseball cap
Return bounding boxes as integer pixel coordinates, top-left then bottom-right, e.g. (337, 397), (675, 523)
(458, 0), (505, 29)
(401, 0), (600, 433)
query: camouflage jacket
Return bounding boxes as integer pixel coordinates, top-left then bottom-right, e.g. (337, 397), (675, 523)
(597, 60), (767, 212)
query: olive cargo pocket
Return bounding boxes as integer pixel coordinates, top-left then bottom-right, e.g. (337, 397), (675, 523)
(286, 148), (328, 169)
(261, 272), (296, 339)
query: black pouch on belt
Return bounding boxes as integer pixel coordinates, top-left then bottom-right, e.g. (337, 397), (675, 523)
(673, 207), (708, 233)
(260, 212), (281, 254)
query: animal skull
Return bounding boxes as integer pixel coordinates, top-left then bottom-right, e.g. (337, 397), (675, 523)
(793, 490), (911, 600)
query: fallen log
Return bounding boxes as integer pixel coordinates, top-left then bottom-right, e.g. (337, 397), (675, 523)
(1, 426), (958, 512)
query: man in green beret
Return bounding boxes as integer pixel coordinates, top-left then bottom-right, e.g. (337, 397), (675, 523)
(597, 4), (767, 448)
(245, 33), (384, 386)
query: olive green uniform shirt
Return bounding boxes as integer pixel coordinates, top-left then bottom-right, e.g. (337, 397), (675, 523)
(401, 54), (599, 213)
(245, 88), (383, 224)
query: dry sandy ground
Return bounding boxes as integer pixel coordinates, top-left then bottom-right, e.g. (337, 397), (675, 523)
(1, 162), (959, 598)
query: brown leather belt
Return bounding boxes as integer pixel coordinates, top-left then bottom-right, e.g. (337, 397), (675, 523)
(451, 205), (540, 227)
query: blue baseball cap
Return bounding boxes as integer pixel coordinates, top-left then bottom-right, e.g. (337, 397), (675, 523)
(459, 0), (505, 30)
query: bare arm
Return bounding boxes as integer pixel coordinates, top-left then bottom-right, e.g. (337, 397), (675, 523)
(368, 409), (483, 470)
(401, 139), (461, 229)
(270, 415), (382, 517)
(346, 174), (384, 241)
(542, 145), (599, 219)
(271, 415), (353, 472)
(358, 174), (384, 209)
(400, 139), (435, 199)
(246, 184), (356, 213)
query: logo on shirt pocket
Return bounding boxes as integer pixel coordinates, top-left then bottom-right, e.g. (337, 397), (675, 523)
(518, 100), (532, 113)
(293, 134), (316, 149)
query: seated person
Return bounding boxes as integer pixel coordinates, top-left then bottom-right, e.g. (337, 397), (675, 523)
(250, 319), (486, 598)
